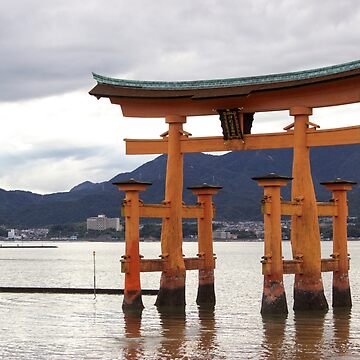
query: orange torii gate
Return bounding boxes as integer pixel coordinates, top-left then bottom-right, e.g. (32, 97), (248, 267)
(90, 60), (360, 313)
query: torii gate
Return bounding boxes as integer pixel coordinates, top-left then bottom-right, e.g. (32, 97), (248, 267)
(90, 60), (360, 313)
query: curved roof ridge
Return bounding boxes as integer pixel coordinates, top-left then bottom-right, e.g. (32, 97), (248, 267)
(92, 59), (360, 90)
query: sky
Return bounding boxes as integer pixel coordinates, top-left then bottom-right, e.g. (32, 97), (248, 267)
(0, 0), (359, 194)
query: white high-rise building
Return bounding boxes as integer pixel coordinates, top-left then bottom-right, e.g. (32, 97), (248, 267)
(7, 229), (22, 240)
(86, 215), (121, 231)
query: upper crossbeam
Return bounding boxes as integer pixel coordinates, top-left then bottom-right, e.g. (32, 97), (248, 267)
(125, 125), (360, 155)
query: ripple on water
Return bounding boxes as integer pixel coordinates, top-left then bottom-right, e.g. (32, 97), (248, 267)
(1, 242), (360, 359)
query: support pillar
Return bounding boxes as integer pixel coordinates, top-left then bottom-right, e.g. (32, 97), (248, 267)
(289, 106), (328, 311)
(188, 183), (222, 306)
(321, 178), (356, 308)
(253, 173), (291, 314)
(113, 179), (151, 311)
(155, 115), (187, 307)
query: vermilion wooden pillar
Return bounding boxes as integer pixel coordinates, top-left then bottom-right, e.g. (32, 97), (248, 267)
(188, 184), (222, 306)
(113, 179), (151, 311)
(321, 178), (356, 308)
(290, 107), (328, 311)
(253, 173), (291, 314)
(155, 115), (187, 307)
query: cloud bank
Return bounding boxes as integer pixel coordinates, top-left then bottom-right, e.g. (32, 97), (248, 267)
(0, 0), (359, 193)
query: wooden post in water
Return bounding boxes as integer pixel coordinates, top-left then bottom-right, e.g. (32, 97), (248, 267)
(321, 178), (357, 308)
(188, 184), (222, 306)
(289, 107), (328, 311)
(113, 179), (151, 311)
(155, 115), (187, 307)
(253, 173), (291, 314)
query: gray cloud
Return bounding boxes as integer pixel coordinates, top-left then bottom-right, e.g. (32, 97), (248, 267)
(0, 143), (111, 167)
(0, 142), (151, 193)
(0, 0), (359, 193)
(0, 0), (359, 101)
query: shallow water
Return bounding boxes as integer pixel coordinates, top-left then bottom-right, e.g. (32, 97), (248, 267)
(1, 241), (360, 359)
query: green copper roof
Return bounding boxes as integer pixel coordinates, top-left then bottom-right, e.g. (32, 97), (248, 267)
(92, 60), (360, 90)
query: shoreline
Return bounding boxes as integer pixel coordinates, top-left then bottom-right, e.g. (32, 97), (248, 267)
(1, 238), (359, 243)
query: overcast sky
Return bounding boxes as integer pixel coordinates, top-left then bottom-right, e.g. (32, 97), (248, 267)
(0, 0), (359, 194)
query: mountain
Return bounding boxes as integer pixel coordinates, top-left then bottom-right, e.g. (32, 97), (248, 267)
(0, 144), (359, 227)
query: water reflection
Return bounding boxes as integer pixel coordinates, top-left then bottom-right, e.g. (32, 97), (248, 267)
(197, 305), (218, 357)
(293, 311), (326, 359)
(156, 305), (220, 359)
(157, 307), (187, 359)
(122, 309), (144, 359)
(120, 305), (354, 359)
(120, 305), (221, 359)
(261, 309), (354, 359)
(261, 314), (287, 359)
(333, 308), (351, 356)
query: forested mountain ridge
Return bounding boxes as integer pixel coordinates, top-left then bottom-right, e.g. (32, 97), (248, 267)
(0, 145), (359, 227)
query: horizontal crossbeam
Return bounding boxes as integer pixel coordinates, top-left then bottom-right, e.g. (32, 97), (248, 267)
(121, 256), (216, 273)
(262, 201), (303, 216)
(280, 201), (303, 216)
(122, 203), (205, 219)
(262, 201), (337, 217)
(125, 125), (360, 155)
(262, 258), (342, 275)
(317, 202), (338, 216)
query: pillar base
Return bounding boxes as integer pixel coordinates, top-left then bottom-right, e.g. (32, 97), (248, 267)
(122, 290), (144, 311)
(333, 286), (352, 308)
(155, 271), (186, 307)
(294, 288), (328, 311)
(293, 275), (328, 311)
(197, 283), (216, 306)
(333, 274), (351, 308)
(261, 279), (288, 315)
(196, 269), (215, 306)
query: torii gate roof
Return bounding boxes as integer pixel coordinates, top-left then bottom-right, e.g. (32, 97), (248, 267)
(89, 60), (360, 117)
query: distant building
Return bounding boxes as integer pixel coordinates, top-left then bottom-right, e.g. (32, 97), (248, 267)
(213, 230), (236, 240)
(7, 229), (22, 240)
(87, 215), (121, 231)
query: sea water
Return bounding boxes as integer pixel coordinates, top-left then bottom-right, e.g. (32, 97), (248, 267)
(0, 241), (360, 359)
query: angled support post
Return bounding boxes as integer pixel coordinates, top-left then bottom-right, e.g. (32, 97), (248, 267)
(113, 179), (151, 311)
(253, 173), (292, 315)
(321, 178), (357, 308)
(290, 106), (328, 311)
(188, 183), (222, 306)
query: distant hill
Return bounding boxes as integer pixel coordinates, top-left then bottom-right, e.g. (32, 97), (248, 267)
(0, 144), (359, 227)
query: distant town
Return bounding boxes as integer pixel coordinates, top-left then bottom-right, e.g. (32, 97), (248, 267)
(1, 214), (359, 242)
